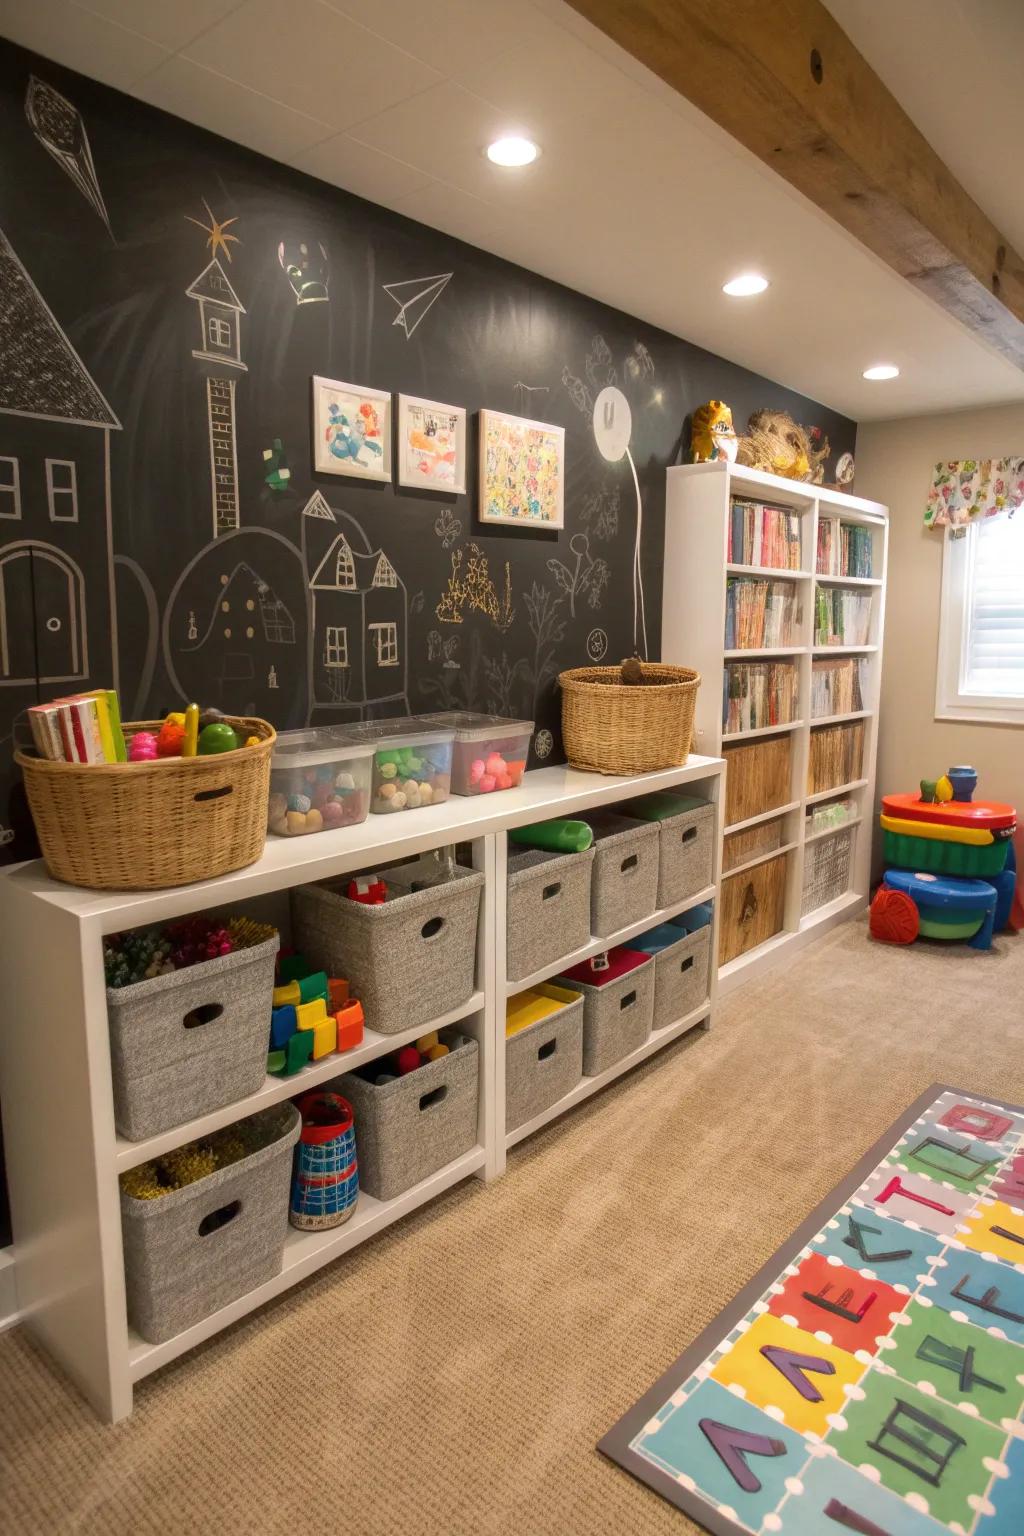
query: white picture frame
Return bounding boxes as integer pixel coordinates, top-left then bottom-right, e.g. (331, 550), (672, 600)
(311, 375), (392, 481)
(478, 408), (565, 529)
(396, 394), (467, 494)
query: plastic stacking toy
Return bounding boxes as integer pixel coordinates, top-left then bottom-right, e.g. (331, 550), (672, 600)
(871, 766), (1016, 951)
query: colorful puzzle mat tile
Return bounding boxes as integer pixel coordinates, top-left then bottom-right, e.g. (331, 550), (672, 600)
(600, 1085), (1024, 1536)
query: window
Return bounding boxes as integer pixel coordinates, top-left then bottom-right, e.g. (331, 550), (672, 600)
(369, 621), (398, 667)
(372, 552), (397, 588)
(324, 625), (348, 668)
(46, 459), (78, 522)
(207, 315), (232, 348)
(334, 539), (356, 589)
(937, 515), (1024, 724)
(0, 457), (20, 518)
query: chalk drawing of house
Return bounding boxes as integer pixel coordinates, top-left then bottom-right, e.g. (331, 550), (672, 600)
(186, 258), (245, 540)
(0, 226), (120, 693)
(307, 529), (407, 713)
(186, 259), (246, 371)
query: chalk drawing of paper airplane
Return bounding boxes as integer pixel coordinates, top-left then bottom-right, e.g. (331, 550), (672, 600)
(382, 273), (452, 339)
(25, 76), (113, 239)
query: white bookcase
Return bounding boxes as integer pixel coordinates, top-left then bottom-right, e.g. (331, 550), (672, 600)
(0, 756), (722, 1422)
(661, 461), (888, 992)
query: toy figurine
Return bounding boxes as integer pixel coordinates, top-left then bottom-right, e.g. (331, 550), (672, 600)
(690, 400), (738, 464)
(127, 731), (158, 762)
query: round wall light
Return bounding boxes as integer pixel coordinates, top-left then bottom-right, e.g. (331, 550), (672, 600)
(863, 364), (900, 380)
(486, 136), (539, 167)
(723, 273), (769, 297)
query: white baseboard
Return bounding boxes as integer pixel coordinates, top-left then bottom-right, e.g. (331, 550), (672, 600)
(0, 1247), (20, 1332)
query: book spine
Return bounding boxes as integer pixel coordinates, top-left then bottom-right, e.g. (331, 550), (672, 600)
(28, 705), (65, 760)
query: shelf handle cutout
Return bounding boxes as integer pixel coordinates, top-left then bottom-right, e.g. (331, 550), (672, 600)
(420, 916), (445, 940)
(538, 1038), (558, 1061)
(198, 1199), (241, 1237)
(419, 1084), (448, 1111)
(680, 827), (697, 844)
(542, 881), (562, 901)
(620, 854), (639, 874)
(680, 956), (694, 974)
(619, 990), (637, 1011)
(183, 1002), (225, 1030)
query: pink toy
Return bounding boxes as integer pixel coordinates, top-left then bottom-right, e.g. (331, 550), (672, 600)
(128, 731), (158, 762)
(469, 759), (485, 784)
(478, 774), (496, 793)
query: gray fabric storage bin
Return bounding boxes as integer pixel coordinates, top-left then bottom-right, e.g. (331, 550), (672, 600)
(506, 847), (595, 982)
(121, 1102), (299, 1344)
(651, 926), (712, 1032)
(505, 986), (584, 1133)
(649, 801), (715, 907)
(562, 956), (654, 1076)
(338, 1035), (479, 1200)
(108, 934), (279, 1141)
(291, 866), (484, 1035)
(583, 812), (660, 937)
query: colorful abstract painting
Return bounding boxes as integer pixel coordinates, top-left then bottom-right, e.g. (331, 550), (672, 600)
(601, 1085), (1024, 1536)
(311, 375), (391, 481)
(478, 408), (564, 529)
(397, 394), (466, 493)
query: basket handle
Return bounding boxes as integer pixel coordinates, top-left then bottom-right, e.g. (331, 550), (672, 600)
(198, 1199), (241, 1237)
(619, 989), (637, 1011)
(419, 1084), (448, 1112)
(420, 916), (446, 940)
(680, 826), (697, 844)
(183, 1003), (225, 1030)
(679, 956), (694, 974)
(538, 1038), (557, 1061)
(195, 785), (234, 804)
(620, 853), (639, 874)
(542, 881), (562, 901)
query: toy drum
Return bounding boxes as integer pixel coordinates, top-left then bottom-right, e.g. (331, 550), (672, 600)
(289, 1091), (358, 1231)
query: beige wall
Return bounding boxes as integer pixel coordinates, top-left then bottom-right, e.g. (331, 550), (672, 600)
(855, 404), (1024, 844)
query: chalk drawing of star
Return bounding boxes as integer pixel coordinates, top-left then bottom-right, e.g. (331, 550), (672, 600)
(185, 199), (240, 262)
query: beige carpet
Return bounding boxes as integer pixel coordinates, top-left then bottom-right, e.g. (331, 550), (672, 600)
(2, 919), (1022, 1535)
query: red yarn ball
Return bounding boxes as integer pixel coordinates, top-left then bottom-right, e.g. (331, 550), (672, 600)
(870, 886), (919, 945)
(396, 1046), (422, 1076)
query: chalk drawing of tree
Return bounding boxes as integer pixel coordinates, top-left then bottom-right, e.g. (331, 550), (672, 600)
(547, 533), (611, 617)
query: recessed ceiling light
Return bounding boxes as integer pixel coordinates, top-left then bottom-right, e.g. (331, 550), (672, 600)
(863, 363), (900, 380)
(486, 136), (539, 167)
(723, 273), (769, 297)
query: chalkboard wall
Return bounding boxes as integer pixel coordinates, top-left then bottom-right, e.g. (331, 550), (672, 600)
(0, 38), (855, 1247)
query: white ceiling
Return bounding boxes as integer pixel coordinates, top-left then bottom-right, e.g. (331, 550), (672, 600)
(2, 0), (1023, 422)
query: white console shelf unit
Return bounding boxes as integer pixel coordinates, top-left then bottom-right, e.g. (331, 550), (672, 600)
(661, 461), (887, 993)
(0, 756), (722, 1423)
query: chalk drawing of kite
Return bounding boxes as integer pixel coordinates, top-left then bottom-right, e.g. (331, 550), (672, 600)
(382, 273), (452, 339)
(25, 77), (113, 238)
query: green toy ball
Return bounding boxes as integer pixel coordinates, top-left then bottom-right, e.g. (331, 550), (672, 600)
(197, 722), (240, 754)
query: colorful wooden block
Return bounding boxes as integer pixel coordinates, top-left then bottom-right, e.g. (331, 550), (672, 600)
(328, 977), (349, 1011)
(335, 1000), (364, 1052)
(267, 1049), (286, 1074)
(269, 1004), (297, 1050)
(282, 1029), (314, 1075)
(296, 997), (327, 1030)
(297, 970), (328, 1004)
(277, 954), (312, 984)
(311, 1014), (336, 1060)
(272, 980), (301, 1008)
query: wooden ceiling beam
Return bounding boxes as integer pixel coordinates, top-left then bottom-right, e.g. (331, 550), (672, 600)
(566, 0), (1024, 369)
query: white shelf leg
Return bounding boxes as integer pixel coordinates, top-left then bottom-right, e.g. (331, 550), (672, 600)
(471, 832), (505, 1181)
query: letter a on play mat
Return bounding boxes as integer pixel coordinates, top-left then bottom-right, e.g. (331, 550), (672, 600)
(697, 1418), (787, 1492)
(760, 1344), (837, 1402)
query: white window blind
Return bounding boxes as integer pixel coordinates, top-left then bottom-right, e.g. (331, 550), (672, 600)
(963, 514), (1024, 698)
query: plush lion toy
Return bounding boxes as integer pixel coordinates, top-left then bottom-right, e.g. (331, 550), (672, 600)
(736, 409), (830, 483)
(690, 400), (738, 463)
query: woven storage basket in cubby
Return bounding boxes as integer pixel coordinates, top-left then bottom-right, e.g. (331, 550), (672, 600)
(16, 716), (275, 889)
(558, 664), (700, 775)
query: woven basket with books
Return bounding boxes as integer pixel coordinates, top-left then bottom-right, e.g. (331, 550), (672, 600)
(558, 663), (700, 776)
(16, 716), (276, 890)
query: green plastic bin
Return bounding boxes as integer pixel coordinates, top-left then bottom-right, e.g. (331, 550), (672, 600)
(882, 829), (1009, 877)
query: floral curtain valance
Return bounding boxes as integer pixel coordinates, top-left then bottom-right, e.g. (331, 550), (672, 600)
(924, 457), (1024, 529)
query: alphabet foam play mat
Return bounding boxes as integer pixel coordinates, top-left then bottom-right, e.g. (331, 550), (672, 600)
(600, 1086), (1024, 1535)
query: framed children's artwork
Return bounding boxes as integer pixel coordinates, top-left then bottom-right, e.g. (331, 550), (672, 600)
(478, 409), (565, 529)
(396, 395), (467, 494)
(311, 375), (392, 481)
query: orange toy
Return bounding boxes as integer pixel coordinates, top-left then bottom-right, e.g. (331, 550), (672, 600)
(869, 886), (920, 945)
(328, 977), (350, 1011)
(156, 720), (185, 757)
(335, 999), (364, 1051)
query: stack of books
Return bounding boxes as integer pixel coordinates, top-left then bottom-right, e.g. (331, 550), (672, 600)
(722, 662), (799, 735)
(808, 721), (865, 795)
(810, 657), (867, 717)
(725, 578), (800, 649)
(728, 499), (802, 570)
(814, 587), (872, 647)
(816, 516), (874, 577)
(28, 689), (127, 763)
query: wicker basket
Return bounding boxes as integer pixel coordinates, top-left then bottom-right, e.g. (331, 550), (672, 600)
(558, 664), (700, 776)
(15, 716), (275, 890)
